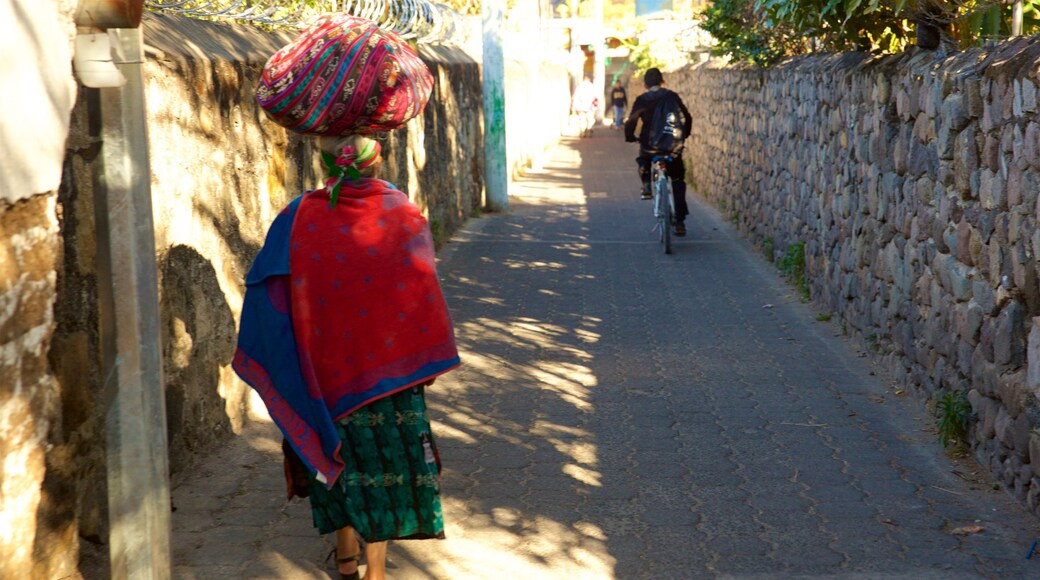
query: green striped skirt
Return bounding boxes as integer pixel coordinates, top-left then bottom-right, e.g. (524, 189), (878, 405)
(306, 385), (445, 541)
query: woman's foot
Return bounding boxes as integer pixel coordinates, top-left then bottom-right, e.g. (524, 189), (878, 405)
(326, 548), (360, 580)
(333, 527), (363, 580)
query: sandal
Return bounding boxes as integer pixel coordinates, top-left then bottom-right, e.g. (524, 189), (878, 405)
(326, 548), (361, 580)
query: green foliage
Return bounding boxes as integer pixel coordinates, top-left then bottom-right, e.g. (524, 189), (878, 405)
(761, 237), (775, 262)
(700, 0), (791, 65)
(936, 389), (972, 447)
(777, 241), (809, 300)
(625, 27), (668, 82)
(701, 0), (1040, 65)
(759, 0), (909, 52)
(815, 312), (832, 322)
(865, 331), (880, 352)
(429, 217), (444, 247)
(444, 0), (480, 15)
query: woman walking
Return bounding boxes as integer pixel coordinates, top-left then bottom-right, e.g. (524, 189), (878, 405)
(234, 14), (460, 580)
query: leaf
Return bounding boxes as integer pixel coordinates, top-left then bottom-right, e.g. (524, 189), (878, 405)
(950, 525), (985, 535)
(328, 180), (342, 208)
(320, 150), (338, 173)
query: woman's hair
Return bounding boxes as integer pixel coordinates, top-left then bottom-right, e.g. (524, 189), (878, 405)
(318, 134), (383, 178)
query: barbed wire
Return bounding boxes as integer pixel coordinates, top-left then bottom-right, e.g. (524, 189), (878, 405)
(144, 0), (461, 43)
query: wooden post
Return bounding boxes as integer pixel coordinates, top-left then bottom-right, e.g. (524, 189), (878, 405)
(96, 26), (172, 580)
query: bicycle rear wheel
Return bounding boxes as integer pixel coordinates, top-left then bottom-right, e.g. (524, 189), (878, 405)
(656, 177), (672, 254)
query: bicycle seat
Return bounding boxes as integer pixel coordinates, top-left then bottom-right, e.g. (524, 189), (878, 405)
(651, 155), (673, 164)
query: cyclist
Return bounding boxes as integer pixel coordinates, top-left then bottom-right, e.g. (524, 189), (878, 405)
(624, 67), (692, 237)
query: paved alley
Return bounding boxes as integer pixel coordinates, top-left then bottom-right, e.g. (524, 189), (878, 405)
(171, 128), (1040, 579)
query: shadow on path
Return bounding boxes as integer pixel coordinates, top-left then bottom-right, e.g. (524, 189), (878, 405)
(171, 127), (1040, 579)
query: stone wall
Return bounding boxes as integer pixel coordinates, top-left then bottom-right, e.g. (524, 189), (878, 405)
(671, 38), (1040, 515)
(0, 0), (77, 578)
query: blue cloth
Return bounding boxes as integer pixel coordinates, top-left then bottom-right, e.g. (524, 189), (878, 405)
(233, 195), (346, 487)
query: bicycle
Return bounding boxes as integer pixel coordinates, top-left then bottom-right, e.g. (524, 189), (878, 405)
(650, 154), (675, 254)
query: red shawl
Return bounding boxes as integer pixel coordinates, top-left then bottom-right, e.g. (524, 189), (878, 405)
(291, 178), (460, 422)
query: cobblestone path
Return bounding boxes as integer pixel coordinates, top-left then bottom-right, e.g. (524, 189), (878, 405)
(171, 129), (1040, 579)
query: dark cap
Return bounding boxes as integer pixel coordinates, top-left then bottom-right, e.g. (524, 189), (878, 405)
(643, 68), (663, 87)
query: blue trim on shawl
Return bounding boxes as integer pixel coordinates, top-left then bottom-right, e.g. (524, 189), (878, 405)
(328, 357), (461, 420)
(235, 195), (345, 487)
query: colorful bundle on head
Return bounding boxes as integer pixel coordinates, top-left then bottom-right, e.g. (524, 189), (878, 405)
(322, 139), (382, 207)
(256, 14), (434, 136)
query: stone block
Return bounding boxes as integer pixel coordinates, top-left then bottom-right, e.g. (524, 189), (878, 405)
(894, 135), (908, 174)
(952, 262), (973, 302)
(937, 122), (955, 160)
(957, 339), (974, 375)
(988, 242), (1006, 286)
(979, 395), (1000, 439)
(966, 77), (983, 118)
(980, 318), (997, 365)
(1007, 163), (1024, 208)
(983, 134), (1000, 172)
(1009, 126), (1028, 174)
(994, 300), (1026, 367)
(908, 140), (937, 177)
(996, 406), (1014, 444)
(998, 370), (1029, 419)
(1003, 77), (1016, 120)
(982, 94), (996, 133)
(942, 93), (970, 131)
(1023, 78), (1037, 113)
(1031, 437), (1040, 477)
(1023, 170), (1040, 213)
(1027, 317), (1040, 399)
(1012, 244), (1037, 308)
(969, 227), (983, 267)
(1013, 411), (1033, 452)
(961, 299), (984, 345)
(1015, 78), (1025, 117)
(980, 168), (1007, 210)
(954, 220), (973, 265)
(1029, 476), (1040, 509)
(954, 125), (979, 196)
(968, 388), (984, 411)
(1026, 123), (1040, 171)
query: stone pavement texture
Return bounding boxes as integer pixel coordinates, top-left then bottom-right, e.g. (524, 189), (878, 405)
(171, 128), (1040, 579)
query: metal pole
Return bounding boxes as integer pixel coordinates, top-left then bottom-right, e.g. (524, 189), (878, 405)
(1013, 1), (1023, 36)
(95, 26), (171, 580)
(482, 0), (508, 211)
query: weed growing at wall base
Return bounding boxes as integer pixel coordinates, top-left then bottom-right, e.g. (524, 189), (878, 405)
(936, 389), (971, 448)
(761, 237), (775, 262)
(777, 241), (809, 301)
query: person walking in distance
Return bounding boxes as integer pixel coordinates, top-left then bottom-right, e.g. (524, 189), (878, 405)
(610, 79), (628, 130)
(235, 14), (460, 580)
(624, 67), (693, 237)
(571, 75), (599, 138)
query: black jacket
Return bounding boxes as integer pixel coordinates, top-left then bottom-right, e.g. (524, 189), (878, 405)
(611, 85), (628, 107)
(624, 87), (692, 151)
